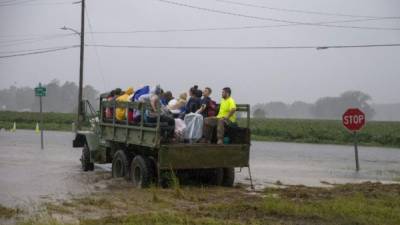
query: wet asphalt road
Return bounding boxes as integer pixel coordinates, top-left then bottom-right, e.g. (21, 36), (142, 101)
(0, 129), (399, 206)
(238, 141), (400, 188)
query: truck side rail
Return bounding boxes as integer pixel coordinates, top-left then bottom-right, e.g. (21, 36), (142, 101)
(235, 104), (251, 129)
(99, 100), (162, 148)
(99, 100), (251, 147)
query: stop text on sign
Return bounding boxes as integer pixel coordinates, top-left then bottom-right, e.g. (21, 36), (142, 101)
(342, 108), (366, 132)
(343, 114), (365, 125)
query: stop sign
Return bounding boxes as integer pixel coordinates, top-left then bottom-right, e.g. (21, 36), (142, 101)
(342, 108), (366, 131)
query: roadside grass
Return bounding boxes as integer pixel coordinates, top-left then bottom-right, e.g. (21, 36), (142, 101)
(0, 204), (19, 218)
(206, 183), (400, 225)
(245, 118), (400, 148)
(15, 182), (400, 225)
(18, 217), (64, 225)
(80, 212), (234, 225)
(0, 111), (74, 131)
(0, 121), (72, 131)
(44, 203), (73, 215)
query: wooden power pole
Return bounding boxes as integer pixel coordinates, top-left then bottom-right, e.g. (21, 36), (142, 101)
(77, 0), (85, 130)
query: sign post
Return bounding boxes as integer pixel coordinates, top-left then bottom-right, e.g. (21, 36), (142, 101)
(342, 108), (366, 171)
(35, 83), (47, 150)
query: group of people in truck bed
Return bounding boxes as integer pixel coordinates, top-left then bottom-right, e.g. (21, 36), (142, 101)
(103, 85), (237, 144)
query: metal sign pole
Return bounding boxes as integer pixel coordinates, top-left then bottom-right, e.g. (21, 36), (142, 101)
(354, 131), (359, 171)
(40, 95), (44, 150)
(35, 82), (46, 149)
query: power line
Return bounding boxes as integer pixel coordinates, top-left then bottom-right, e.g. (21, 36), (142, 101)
(0, 45), (78, 58)
(0, 0), (33, 5)
(89, 16), (400, 35)
(0, 0), (73, 6)
(85, 3), (107, 92)
(4, 14), (400, 41)
(86, 43), (400, 50)
(1, 42), (398, 58)
(0, 45), (77, 54)
(156, 0), (400, 31)
(0, 0), (40, 6)
(215, 0), (397, 19)
(0, 33), (72, 42)
(0, 34), (75, 47)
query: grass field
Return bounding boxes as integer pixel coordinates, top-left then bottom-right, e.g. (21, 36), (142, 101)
(247, 118), (400, 148)
(0, 111), (75, 131)
(1, 111), (399, 148)
(6, 179), (400, 225)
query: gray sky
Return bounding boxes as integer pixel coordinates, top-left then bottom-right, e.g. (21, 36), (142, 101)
(0, 0), (399, 105)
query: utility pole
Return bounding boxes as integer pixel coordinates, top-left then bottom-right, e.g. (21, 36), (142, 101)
(77, 0), (85, 130)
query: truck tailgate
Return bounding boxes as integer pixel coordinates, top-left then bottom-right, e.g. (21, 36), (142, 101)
(158, 144), (250, 169)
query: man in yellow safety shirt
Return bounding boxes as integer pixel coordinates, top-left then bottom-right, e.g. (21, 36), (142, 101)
(203, 87), (236, 144)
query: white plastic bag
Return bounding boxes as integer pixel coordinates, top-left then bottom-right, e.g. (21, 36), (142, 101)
(184, 113), (203, 143)
(174, 118), (186, 142)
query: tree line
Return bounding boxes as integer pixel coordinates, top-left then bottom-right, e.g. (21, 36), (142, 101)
(253, 91), (377, 120)
(1, 84), (398, 121)
(0, 80), (99, 113)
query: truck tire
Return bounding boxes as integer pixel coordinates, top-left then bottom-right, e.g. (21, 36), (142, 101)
(112, 150), (129, 179)
(222, 167), (235, 187)
(81, 144), (94, 171)
(130, 155), (154, 188)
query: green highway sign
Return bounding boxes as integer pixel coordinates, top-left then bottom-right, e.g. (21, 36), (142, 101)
(35, 84), (47, 97)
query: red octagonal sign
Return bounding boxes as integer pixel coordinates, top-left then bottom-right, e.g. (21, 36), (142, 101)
(342, 108), (366, 132)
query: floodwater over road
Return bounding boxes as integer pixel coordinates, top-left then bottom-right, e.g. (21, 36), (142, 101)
(0, 130), (399, 207)
(237, 141), (400, 188)
(0, 130), (102, 207)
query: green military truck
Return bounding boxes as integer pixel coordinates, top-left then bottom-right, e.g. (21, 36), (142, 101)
(73, 94), (252, 188)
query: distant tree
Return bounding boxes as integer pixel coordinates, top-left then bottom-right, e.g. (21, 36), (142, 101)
(0, 80), (100, 113)
(83, 84), (99, 110)
(339, 91), (375, 119)
(289, 101), (313, 118)
(253, 108), (266, 118)
(265, 102), (289, 118)
(312, 97), (340, 119)
(313, 91), (375, 119)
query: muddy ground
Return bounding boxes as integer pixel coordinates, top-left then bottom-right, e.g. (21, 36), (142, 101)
(2, 174), (400, 225)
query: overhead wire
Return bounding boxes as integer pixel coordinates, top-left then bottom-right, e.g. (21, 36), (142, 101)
(0, 45), (78, 54)
(214, 0), (397, 19)
(2, 0), (400, 58)
(0, 34), (75, 47)
(155, 0), (400, 31)
(88, 16), (400, 35)
(85, 3), (107, 92)
(0, 0), (73, 6)
(2, 42), (399, 59)
(85, 43), (400, 50)
(0, 45), (79, 58)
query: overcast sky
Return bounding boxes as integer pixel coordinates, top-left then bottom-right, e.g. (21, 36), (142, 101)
(0, 0), (399, 105)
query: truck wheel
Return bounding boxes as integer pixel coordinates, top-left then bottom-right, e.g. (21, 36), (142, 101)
(222, 167), (235, 187)
(81, 144), (94, 171)
(130, 155), (153, 188)
(112, 150), (129, 179)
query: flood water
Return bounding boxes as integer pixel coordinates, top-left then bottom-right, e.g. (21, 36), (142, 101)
(237, 141), (400, 188)
(0, 130), (399, 207)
